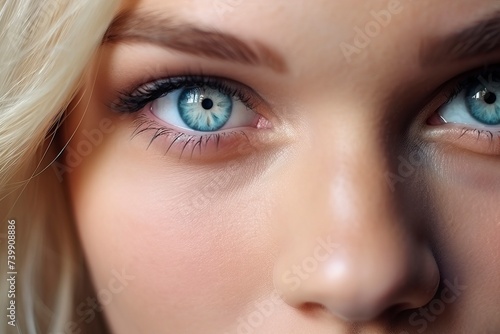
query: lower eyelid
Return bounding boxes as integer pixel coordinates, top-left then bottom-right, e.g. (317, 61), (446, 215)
(423, 124), (500, 156)
(130, 113), (273, 160)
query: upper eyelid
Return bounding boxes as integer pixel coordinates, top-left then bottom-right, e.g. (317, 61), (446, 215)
(438, 68), (500, 126)
(423, 65), (500, 112)
(445, 66), (500, 101)
(404, 64), (500, 133)
(112, 75), (265, 114)
(110, 63), (500, 124)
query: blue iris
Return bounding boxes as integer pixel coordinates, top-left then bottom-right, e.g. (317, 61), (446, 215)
(178, 87), (233, 132)
(466, 82), (500, 125)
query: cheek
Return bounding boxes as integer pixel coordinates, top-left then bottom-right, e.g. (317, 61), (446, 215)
(65, 121), (276, 331)
(429, 153), (500, 250)
(424, 153), (500, 322)
(432, 179), (500, 280)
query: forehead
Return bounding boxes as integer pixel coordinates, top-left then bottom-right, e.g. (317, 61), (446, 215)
(111, 0), (500, 72)
(115, 0), (497, 43)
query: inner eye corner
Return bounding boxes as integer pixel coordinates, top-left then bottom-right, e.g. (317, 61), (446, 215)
(425, 102), (450, 126)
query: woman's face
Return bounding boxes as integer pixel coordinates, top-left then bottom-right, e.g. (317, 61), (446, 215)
(63, 0), (500, 333)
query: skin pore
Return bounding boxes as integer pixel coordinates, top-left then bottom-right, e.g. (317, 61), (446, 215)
(63, 0), (500, 333)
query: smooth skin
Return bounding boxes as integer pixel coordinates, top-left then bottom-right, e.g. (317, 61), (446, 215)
(64, 0), (500, 333)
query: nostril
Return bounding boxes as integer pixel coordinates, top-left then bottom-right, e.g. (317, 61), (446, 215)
(272, 226), (441, 324)
(298, 298), (385, 322)
(383, 302), (418, 321)
(300, 302), (329, 315)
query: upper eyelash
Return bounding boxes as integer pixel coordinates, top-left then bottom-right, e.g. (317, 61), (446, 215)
(442, 65), (500, 104)
(111, 75), (258, 114)
(108, 75), (263, 158)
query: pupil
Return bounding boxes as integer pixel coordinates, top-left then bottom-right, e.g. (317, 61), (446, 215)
(484, 92), (497, 104)
(201, 98), (214, 110)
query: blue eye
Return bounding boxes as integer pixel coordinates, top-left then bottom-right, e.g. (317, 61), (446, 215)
(144, 79), (259, 133)
(112, 76), (270, 156)
(439, 72), (500, 127)
(465, 83), (500, 125)
(177, 87), (232, 131)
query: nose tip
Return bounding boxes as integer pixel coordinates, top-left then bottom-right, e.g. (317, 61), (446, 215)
(271, 133), (441, 323)
(274, 236), (440, 322)
(324, 250), (440, 322)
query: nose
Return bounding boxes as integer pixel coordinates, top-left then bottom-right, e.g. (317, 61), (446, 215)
(272, 136), (440, 322)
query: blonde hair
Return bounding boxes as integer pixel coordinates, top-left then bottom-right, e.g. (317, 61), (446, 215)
(0, 0), (119, 333)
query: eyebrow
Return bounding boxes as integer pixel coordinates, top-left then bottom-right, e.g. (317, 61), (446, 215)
(103, 11), (287, 73)
(421, 11), (500, 66)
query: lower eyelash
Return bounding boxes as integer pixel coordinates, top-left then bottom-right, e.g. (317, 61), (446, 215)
(458, 128), (496, 142)
(424, 124), (500, 156)
(130, 114), (249, 158)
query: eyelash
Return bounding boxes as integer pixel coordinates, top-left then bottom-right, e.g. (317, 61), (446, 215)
(113, 75), (258, 113)
(131, 114), (248, 157)
(111, 75), (263, 157)
(427, 65), (500, 153)
(441, 66), (497, 104)
(113, 65), (500, 157)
